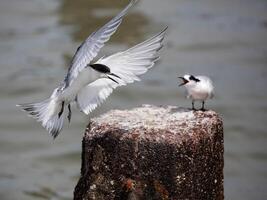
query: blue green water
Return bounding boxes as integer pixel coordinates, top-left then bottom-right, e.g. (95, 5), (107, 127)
(0, 0), (266, 199)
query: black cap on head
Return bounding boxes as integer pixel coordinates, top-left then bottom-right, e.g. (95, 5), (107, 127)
(89, 64), (110, 73)
(189, 75), (200, 82)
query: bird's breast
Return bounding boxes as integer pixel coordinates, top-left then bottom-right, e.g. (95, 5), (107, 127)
(60, 67), (100, 102)
(187, 84), (211, 101)
(189, 91), (209, 100)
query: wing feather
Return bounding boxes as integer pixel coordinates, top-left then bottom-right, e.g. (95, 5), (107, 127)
(65, 0), (138, 86)
(76, 27), (167, 114)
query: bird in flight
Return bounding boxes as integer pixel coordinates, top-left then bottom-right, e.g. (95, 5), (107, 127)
(17, 0), (167, 138)
(178, 75), (214, 111)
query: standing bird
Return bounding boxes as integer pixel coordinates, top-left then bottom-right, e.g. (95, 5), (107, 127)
(17, 0), (167, 139)
(178, 75), (214, 111)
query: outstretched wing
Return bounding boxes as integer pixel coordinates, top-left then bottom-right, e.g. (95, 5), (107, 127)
(65, 0), (138, 86)
(77, 27), (167, 114)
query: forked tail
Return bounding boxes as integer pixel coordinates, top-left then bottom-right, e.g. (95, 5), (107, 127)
(17, 98), (65, 138)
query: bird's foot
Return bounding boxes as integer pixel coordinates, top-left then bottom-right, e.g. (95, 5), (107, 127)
(58, 101), (65, 118)
(200, 101), (206, 111)
(67, 104), (72, 123)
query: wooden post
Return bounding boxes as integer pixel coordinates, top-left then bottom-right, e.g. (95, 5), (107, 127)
(74, 105), (224, 200)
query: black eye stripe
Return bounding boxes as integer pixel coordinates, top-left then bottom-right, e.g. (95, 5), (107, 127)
(189, 75), (200, 82)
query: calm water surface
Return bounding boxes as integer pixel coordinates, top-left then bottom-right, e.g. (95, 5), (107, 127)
(0, 0), (267, 199)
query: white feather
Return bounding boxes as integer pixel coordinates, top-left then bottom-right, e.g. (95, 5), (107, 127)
(77, 79), (114, 115)
(17, 0), (139, 138)
(77, 27), (167, 114)
(65, 0), (138, 86)
(16, 97), (64, 138)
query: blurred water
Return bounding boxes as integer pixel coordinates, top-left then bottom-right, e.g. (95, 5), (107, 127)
(0, 0), (267, 199)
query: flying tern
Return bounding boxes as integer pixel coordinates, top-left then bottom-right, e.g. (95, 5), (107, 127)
(17, 0), (167, 138)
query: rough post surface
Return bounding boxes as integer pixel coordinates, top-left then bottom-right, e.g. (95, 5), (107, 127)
(74, 105), (224, 200)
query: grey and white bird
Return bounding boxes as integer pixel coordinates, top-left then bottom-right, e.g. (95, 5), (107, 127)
(17, 0), (167, 138)
(178, 75), (214, 111)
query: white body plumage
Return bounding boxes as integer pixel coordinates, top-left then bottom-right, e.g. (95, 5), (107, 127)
(59, 67), (102, 103)
(178, 75), (214, 110)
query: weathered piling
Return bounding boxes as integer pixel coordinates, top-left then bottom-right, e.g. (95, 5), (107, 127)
(74, 105), (224, 200)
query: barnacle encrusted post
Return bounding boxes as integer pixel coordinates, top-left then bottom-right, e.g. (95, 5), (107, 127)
(74, 105), (224, 200)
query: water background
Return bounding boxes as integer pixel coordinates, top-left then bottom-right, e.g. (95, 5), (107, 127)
(0, 0), (267, 199)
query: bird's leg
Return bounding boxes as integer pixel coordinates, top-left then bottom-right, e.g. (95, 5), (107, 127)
(67, 104), (72, 123)
(192, 100), (196, 111)
(201, 101), (206, 111)
(58, 101), (65, 118)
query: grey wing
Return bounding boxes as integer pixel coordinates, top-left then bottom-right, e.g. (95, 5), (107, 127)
(65, 0), (138, 86)
(76, 27), (167, 115)
(96, 27), (168, 84)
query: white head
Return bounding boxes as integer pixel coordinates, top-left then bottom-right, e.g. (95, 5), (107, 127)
(178, 74), (200, 88)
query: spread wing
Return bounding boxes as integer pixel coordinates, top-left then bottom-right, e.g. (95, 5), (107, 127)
(76, 27), (167, 114)
(65, 0), (138, 86)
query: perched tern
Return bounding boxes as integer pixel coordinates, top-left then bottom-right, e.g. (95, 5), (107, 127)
(17, 0), (167, 138)
(178, 75), (214, 111)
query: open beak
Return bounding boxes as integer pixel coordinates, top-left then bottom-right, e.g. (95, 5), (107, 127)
(107, 73), (121, 84)
(178, 77), (188, 86)
(109, 73), (120, 79)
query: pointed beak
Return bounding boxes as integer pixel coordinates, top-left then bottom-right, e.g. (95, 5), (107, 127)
(109, 73), (121, 79)
(106, 73), (121, 84)
(107, 76), (119, 84)
(178, 77), (188, 86)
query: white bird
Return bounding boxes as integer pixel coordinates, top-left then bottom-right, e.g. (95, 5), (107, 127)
(178, 75), (214, 111)
(17, 0), (167, 138)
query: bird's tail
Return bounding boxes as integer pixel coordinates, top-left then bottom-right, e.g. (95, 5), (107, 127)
(17, 98), (65, 138)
